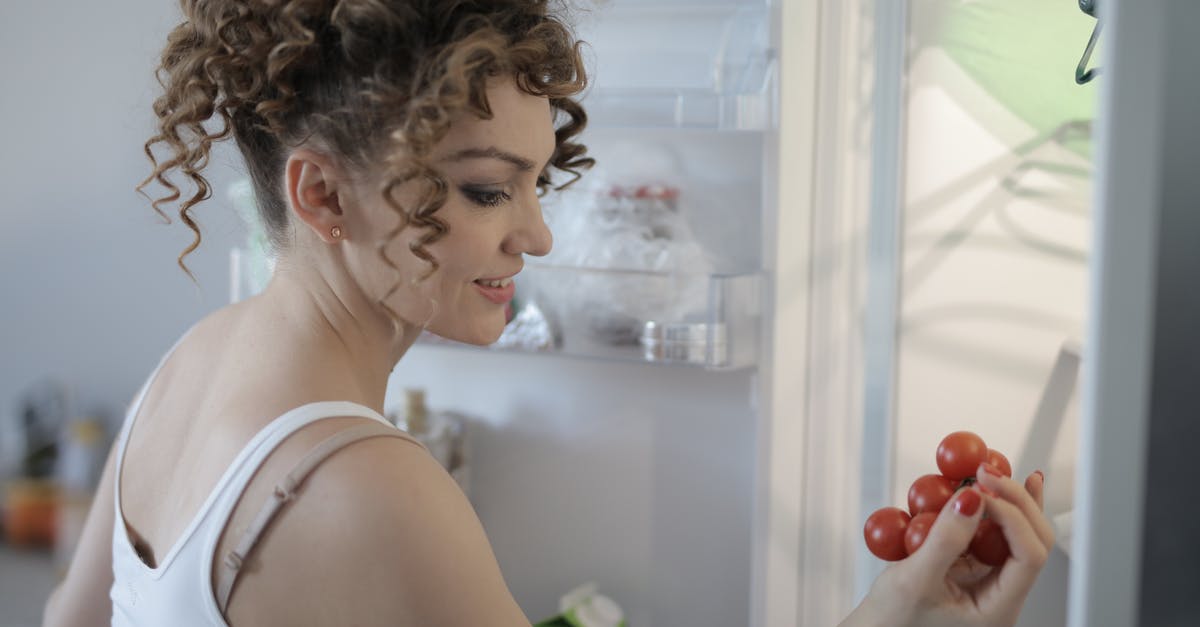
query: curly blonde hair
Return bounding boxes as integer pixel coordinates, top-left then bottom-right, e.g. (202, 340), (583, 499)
(139, 0), (592, 324)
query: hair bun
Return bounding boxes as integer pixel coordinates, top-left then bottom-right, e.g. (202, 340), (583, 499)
(330, 0), (419, 71)
(141, 0), (592, 288)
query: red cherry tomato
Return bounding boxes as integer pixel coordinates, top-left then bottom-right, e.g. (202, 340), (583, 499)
(864, 507), (911, 561)
(969, 517), (1011, 566)
(908, 474), (958, 515)
(985, 449), (1013, 478)
(936, 431), (989, 481)
(904, 511), (937, 555)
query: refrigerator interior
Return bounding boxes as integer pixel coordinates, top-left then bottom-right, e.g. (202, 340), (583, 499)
(385, 2), (774, 625)
(392, 1), (1100, 624)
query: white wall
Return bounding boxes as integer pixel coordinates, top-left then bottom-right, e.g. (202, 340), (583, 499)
(0, 1), (244, 447)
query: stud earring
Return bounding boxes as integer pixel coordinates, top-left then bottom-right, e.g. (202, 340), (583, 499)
(330, 225), (342, 239)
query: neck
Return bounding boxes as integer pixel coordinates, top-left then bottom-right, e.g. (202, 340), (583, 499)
(245, 259), (422, 412)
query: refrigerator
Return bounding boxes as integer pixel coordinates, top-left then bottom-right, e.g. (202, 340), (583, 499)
(225, 1), (1197, 626)
(382, 0), (1092, 623)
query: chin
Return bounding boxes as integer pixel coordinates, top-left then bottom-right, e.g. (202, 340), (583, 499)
(427, 316), (506, 346)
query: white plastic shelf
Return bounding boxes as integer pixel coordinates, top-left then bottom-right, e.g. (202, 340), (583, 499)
(575, 3), (775, 130)
(419, 263), (764, 371)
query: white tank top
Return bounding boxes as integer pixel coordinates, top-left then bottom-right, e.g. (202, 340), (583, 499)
(109, 326), (419, 626)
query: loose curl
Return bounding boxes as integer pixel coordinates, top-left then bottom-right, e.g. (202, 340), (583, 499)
(139, 0), (593, 327)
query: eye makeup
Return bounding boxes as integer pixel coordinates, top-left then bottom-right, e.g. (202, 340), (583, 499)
(459, 184), (512, 208)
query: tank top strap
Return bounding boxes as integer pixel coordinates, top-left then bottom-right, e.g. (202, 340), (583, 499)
(212, 419), (422, 615)
(197, 401), (426, 622)
(197, 401), (411, 537)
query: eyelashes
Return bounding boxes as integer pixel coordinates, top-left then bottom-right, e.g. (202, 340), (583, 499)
(458, 170), (551, 208)
(459, 185), (512, 208)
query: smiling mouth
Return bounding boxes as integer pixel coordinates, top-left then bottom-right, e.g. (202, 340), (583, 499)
(472, 276), (517, 305)
(473, 277), (514, 288)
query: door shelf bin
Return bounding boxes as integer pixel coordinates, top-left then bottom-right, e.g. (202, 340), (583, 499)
(577, 3), (774, 130)
(420, 264), (764, 371)
(230, 258), (763, 371)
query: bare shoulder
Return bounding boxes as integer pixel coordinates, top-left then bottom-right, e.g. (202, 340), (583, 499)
(222, 422), (529, 627)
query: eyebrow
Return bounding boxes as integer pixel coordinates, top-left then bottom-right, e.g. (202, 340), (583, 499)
(441, 146), (538, 172)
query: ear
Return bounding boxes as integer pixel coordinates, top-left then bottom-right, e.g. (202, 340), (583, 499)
(285, 148), (347, 244)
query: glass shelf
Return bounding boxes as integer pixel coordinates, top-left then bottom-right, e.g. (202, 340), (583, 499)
(574, 3), (774, 130)
(418, 264), (764, 371)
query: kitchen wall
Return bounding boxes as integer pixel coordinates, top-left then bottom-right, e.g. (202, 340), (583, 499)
(0, 0), (245, 452)
(0, 2), (243, 624)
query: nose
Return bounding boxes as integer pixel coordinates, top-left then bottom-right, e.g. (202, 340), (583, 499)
(503, 194), (553, 257)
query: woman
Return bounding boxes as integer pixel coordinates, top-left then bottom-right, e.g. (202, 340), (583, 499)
(43, 1), (1053, 625)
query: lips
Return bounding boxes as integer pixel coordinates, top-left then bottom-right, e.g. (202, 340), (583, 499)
(472, 276), (516, 305)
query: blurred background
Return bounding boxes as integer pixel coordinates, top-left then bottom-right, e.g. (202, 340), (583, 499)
(0, 3), (246, 623)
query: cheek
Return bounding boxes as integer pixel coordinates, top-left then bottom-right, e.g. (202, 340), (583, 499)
(373, 238), (472, 315)
(423, 228), (489, 281)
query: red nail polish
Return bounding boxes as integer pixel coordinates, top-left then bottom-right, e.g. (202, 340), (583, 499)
(981, 462), (1004, 478)
(1035, 470), (1045, 483)
(954, 489), (982, 516)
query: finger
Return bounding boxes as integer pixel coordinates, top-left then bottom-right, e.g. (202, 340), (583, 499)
(906, 487), (984, 583)
(975, 493), (1050, 613)
(976, 464), (1054, 552)
(1024, 470), (1045, 510)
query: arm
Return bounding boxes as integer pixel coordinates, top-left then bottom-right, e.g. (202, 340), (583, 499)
(43, 440), (119, 627)
(223, 434), (530, 627)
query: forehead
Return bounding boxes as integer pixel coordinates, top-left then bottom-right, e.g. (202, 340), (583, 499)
(433, 78), (556, 160)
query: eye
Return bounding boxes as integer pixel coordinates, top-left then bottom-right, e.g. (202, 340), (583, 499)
(460, 186), (512, 208)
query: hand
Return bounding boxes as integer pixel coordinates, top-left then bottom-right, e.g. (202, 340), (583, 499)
(843, 466), (1053, 627)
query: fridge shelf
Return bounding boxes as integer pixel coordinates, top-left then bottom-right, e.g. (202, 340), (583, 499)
(579, 86), (774, 131)
(575, 3), (775, 130)
(418, 263), (764, 371)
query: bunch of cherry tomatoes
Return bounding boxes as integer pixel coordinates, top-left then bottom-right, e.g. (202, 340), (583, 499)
(863, 431), (1012, 566)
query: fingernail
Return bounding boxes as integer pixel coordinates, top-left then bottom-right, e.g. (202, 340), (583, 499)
(1035, 470), (1045, 483)
(981, 462), (1004, 478)
(979, 484), (998, 498)
(954, 489), (982, 516)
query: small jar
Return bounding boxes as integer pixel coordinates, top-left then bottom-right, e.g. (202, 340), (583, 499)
(640, 321), (729, 366)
